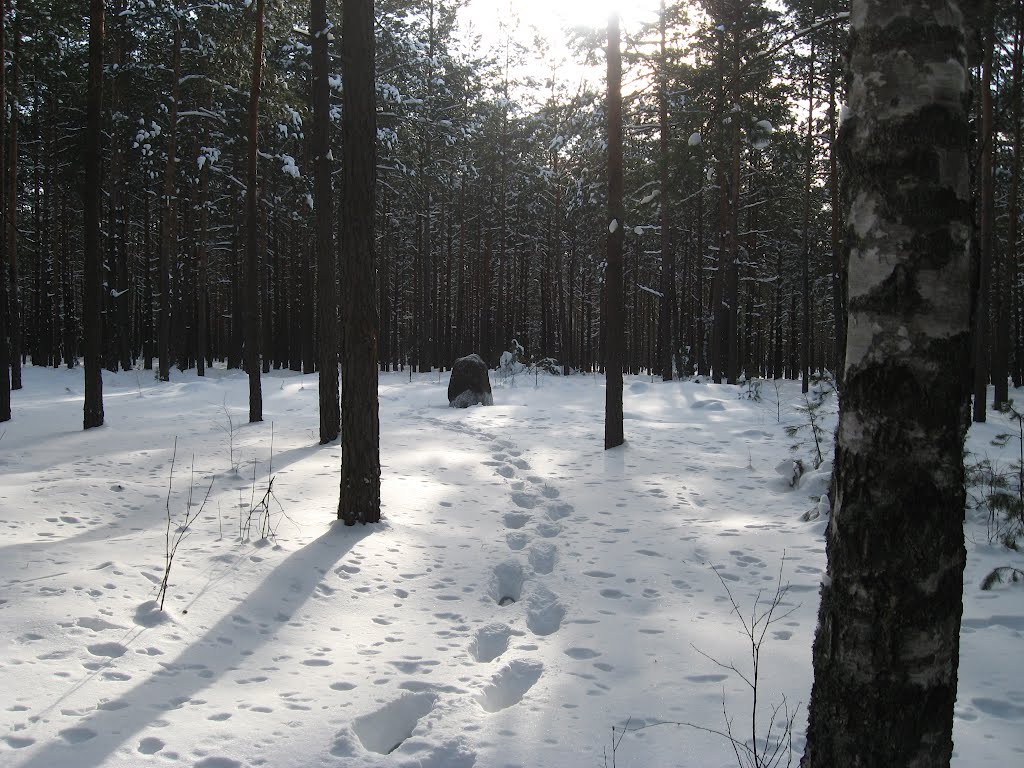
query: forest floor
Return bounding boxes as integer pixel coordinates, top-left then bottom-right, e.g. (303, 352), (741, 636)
(0, 365), (1022, 768)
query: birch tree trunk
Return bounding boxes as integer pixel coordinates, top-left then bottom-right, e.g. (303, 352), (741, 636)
(801, 1), (971, 765)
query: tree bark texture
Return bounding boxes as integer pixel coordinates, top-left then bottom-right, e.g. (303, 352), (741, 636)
(7, 1), (19, 390)
(657, 0), (674, 382)
(311, 0), (339, 443)
(801, 33), (815, 394)
(604, 14), (625, 450)
(245, 0), (264, 423)
(1007, 4), (1023, 390)
(802, 2), (971, 766)
(158, 20), (181, 383)
(0, 0), (9, 423)
(972, 2), (994, 423)
(338, 0), (381, 524)
(83, 0), (105, 429)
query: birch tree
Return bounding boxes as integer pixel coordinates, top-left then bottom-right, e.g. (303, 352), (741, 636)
(801, 1), (972, 764)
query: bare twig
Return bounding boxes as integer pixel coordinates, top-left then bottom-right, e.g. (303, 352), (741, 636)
(157, 439), (215, 610)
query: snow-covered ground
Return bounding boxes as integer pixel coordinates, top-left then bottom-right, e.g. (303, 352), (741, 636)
(1, 366), (1021, 768)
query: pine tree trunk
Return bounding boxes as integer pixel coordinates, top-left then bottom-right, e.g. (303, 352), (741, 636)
(83, 0), (105, 429)
(142, 187), (153, 369)
(196, 138), (210, 377)
(158, 20), (180, 382)
(7, 2), (19, 390)
(828, 46), (846, 388)
(725, 27), (740, 385)
(972, 4), (994, 423)
(244, 0), (264, 422)
(657, 0), (674, 382)
(604, 13), (625, 451)
(1009, 4), (1023, 390)
(994, 4), (1021, 407)
(338, 0), (381, 524)
(0, 0), (9, 423)
(801, 2), (971, 764)
(111, 6), (131, 373)
(801, 34), (815, 394)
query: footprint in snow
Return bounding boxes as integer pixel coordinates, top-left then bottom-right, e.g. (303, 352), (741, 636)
(503, 512), (530, 530)
(526, 584), (564, 636)
(510, 491), (538, 509)
(528, 542), (557, 575)
(506, 532), (528, 550)
(477, 660), (543, 712)
(469, 623), (515, 663)
(535, 521), (561, 538)
(489, 560), (525, 606)
(546, 503), (573, 520)
(351, 692), (437, 755)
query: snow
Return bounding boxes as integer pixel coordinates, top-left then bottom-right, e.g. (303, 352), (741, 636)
(688, 131), (702, 146)
(608, 218), (618, 233)
(0, 367), (1020, 767)
(280, 155), (300, 179)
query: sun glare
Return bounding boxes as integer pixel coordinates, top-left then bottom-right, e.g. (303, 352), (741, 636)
(462, 0), (664, 47)
(516, 0), (663, 33)
(459, 0), (666, 90)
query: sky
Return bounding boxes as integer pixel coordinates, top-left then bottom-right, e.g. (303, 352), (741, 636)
(458, 0), (665, 91)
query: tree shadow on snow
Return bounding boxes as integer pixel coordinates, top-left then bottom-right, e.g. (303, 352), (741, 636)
(15, 520), (375, 768)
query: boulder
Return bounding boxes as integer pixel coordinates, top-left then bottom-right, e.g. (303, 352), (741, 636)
(448, 354), (493, 408)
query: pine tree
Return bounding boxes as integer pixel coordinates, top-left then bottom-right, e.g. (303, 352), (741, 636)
(311, 0), (339, 443)
(338, 0), (381, 524)
(604, 13), (624, 450)
(83, 0), (105, 430)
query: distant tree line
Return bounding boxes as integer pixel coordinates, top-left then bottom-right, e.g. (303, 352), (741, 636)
(0, 0), (1021, 423)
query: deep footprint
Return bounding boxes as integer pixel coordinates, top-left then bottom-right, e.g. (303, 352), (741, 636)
(510, 492), (538, 509)
(526, 585), (565, 636)
(469, 623), (514, 663)
(490, 559), (526, 606)
(351, 692), (437, 755)
(477, 660), (543, 712)
(528, 542), (557, 575)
